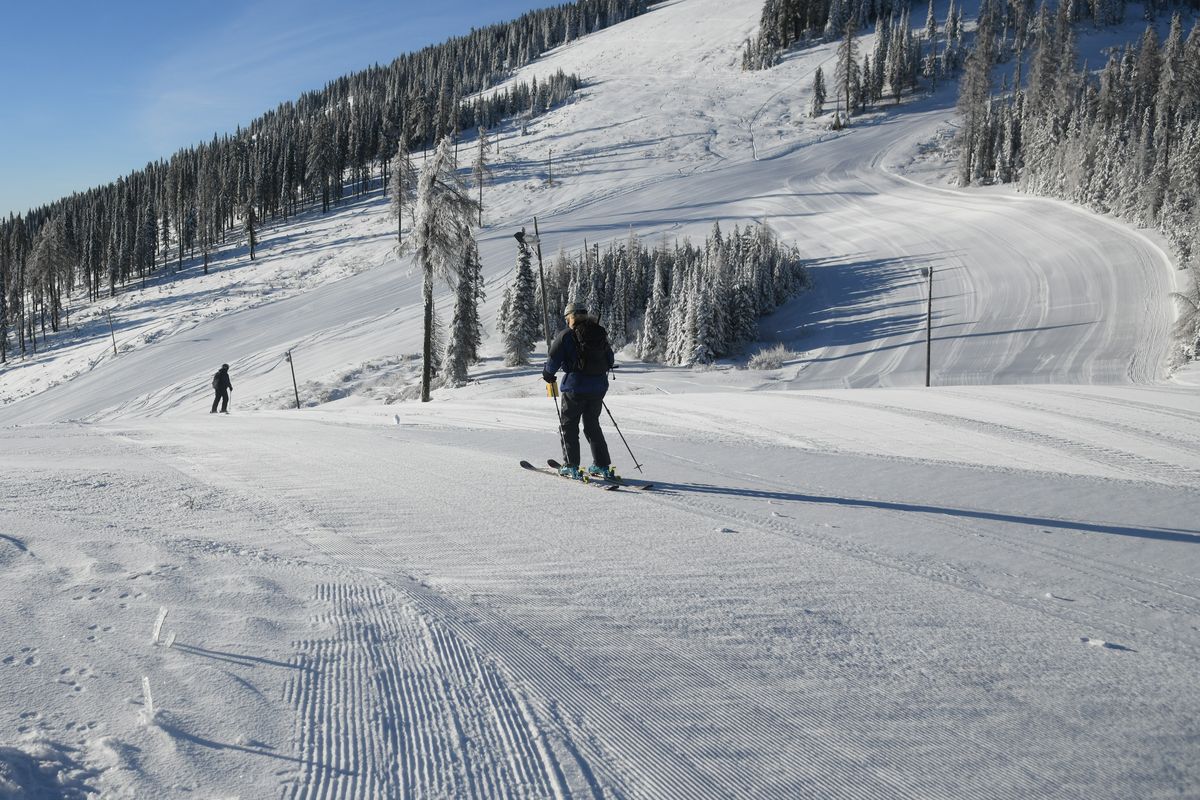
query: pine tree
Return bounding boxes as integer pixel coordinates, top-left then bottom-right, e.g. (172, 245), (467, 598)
(957, 18), (996, 185)
(242, 202), (257, 261)
(835, 21), (861, 121)
(306, 116), (333, 213)
(503, 237), (541, 366)
(412, 137), (480, 401)
(472, 128), (494, 226)
(811, 67), (827, 117)
(389, 140), (416, 244)
(692, 281), (716, 365)
(638, 251), (670, 362)
(444, 238), (486, 386)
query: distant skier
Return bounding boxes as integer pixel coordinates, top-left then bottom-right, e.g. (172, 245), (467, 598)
(542, 303), (615, 479)
(211, 364), (232, 414)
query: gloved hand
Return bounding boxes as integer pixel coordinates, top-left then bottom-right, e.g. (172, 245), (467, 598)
(542, 372), (557, 384)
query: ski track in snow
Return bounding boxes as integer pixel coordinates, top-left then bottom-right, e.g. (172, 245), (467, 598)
(101, 411), (1200, 799)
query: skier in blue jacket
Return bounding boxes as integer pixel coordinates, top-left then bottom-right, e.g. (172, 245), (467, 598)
(542, 302), (615, 479)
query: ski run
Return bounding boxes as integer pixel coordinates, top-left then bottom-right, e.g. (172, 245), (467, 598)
(1, 0), (1198, 798)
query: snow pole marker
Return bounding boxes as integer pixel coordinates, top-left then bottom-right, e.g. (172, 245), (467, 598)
(921, 265), (934, 387)
(151, 606), (169, 646)
(141, 676), (155, 718)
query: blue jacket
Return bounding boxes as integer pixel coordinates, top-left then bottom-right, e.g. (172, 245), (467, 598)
(542, 324), (614, 395)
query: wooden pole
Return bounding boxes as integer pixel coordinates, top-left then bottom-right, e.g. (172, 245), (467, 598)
(286, 351), (300, 409)
(533, 217), (551, 348)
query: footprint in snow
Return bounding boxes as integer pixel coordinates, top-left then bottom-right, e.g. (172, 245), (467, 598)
(1045, 592), (1075, 602)
(715, 527), (736, 534)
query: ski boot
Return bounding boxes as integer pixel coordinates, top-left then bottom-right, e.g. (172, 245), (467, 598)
(587, 464), (617, 480)
(558, 464), (583, 480)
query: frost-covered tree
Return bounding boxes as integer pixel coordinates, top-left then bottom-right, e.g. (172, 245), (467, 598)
(306, 115), (334, 214)
(472, 128), (494, 226)
(811, 66), (827, 117)
(444, 238), (486, 386)
(502, 236), (541, 365)
(638, 251), (670, 362)
(28, 215), (72, 333)
(412, 137), (479, 401)
(835, 21), (861, 120)
(956, 9), (1200, 363)
(242, 202), (257, 261)
(389, 140), (416, 244)
(957, 16), (995, 185)
(1171, 277), (1200, 362)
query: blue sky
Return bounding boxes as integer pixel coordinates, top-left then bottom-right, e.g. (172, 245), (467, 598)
(0, 0), (545, 218)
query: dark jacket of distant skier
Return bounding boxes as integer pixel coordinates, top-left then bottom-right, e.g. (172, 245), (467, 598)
(211, 364), (232, 414)
(542, 306), (615, 470)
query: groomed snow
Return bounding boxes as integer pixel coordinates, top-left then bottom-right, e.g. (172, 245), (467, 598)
(1, 0), (1197, 798)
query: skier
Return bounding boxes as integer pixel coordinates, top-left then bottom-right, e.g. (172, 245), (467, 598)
(542, 302), (615, 480)
(211, 364), (233, 414)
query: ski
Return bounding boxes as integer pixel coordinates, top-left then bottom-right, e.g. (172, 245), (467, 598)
(547, 459), (654, 491)
(520, 460), (621, 490)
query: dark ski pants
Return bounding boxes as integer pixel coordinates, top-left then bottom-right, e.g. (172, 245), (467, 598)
(211, 389), (229, 413)
(560, 392), (610, 469)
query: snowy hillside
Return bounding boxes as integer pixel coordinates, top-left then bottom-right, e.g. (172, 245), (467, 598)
(1, 1), (1198, 798)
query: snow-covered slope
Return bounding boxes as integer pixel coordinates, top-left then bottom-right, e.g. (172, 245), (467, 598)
(1, 1), (1197, 798)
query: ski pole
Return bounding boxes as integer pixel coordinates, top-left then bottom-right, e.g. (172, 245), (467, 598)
(602, 401), (643, 473)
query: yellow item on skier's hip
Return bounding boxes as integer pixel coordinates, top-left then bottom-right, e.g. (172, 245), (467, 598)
(546, 381), (559, 398)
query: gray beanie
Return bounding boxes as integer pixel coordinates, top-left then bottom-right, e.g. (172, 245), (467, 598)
(563, 302), (588, 316)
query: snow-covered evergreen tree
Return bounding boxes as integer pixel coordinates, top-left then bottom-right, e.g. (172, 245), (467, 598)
(472, 128), (493, 226)
(835, 21), (861, 120)
(389, 140), (416, 244)
(444, 238), (486, 386)
(638, 251), (671, 362)
(411, 136), (479, 401)
(811, 67), (827, 117)
(241, 203), (257, 261)
(502, 237), (541, 366)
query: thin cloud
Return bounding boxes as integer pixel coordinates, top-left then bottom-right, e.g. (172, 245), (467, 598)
(136, 0), (420, 154)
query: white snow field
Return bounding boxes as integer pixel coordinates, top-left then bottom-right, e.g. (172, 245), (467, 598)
(2, 1), (1198, 798)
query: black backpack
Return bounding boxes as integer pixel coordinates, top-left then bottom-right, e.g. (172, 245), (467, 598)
(573, 321), (611, 377)
(212, 372), (221, 389)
